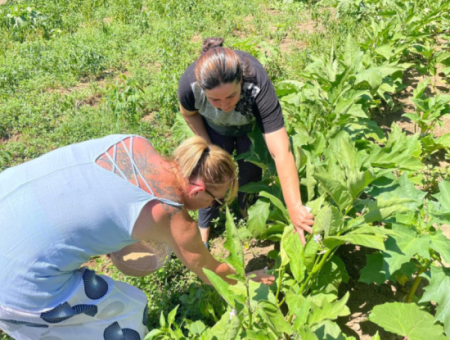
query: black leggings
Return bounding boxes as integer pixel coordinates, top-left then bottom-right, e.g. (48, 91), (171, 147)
(198, 124), (263, 229)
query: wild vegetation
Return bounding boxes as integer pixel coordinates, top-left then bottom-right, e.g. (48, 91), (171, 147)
(1, 0), (450, 339)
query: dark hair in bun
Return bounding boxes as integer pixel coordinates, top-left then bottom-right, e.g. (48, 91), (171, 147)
(195, 37), (255, 90)
(201, 37), (224, 54)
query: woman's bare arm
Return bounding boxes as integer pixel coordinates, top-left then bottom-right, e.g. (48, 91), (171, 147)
(179, 103), (212, 145)
(134, 202), (236, 284)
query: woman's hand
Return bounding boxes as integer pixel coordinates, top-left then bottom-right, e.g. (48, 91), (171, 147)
(289, 204), (314, 245)
(246, 269), (275, 285)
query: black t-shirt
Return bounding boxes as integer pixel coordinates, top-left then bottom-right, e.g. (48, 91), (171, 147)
(178, 50), (284, 137)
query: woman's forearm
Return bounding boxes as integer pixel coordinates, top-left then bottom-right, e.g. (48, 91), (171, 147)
(265, 128), (302, 211)
(274, 151), (302, 213)
(182, 113), (212, 145)
(265, 128), (313, 243)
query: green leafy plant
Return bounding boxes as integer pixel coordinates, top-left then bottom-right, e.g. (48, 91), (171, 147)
(145, 207), (358, 340)
(1, 4), (49, 41)
(404, 79), (450, 134)
(106, 75), (145, 127)
(369, 302), (447, 339)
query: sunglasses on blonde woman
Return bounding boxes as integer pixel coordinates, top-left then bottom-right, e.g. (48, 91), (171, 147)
(204, 188), (225, 207)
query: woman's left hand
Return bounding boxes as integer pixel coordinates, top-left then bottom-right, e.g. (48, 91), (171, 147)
(246, 269), (275, 285)
(289, 204), (314, 245)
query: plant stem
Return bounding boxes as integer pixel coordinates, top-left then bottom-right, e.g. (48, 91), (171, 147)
(275, 266), (285, 302)
(405, 266), (427, 303)
(286, 249), (333, 324)
(246, 278), (253, 330)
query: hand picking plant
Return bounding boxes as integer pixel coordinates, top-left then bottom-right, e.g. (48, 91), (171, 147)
(145, 207), (358, 340)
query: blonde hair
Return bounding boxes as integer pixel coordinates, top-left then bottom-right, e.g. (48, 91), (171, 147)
(173, 136), (238, 205)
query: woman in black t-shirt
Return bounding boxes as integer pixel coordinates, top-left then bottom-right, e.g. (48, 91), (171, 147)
(178, 37), (314, 246)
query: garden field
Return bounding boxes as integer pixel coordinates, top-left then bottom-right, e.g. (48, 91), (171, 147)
(1, 0), (450, 339)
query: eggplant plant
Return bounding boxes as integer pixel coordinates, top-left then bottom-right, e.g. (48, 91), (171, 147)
(145, 207), (358, 340)
(402, 78), (450, 159)
(364, 178), (450, 338)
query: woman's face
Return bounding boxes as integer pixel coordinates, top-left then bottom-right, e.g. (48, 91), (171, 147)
(184, 180), (230, 211)
(204, 81), (242, 113)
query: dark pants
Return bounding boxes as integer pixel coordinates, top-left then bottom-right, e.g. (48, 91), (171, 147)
(198, 124), (263, 229)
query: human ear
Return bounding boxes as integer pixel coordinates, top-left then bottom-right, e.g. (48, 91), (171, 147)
(187, 182), (205, 198)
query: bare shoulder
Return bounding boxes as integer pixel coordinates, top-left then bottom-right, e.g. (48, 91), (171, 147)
(133, 199), (192, 242)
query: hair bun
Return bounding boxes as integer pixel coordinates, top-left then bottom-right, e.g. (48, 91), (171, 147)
(202, 37), (224, 54)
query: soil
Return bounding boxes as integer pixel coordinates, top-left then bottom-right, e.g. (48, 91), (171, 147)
(0, 133), (21, 145)
(335, 245), (404, 340)
(373, 67), (450, 136)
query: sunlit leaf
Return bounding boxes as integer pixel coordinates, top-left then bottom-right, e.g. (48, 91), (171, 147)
(369, 302), (447, 340)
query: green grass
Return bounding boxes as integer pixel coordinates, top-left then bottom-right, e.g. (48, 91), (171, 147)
(0, 0), (362, 167)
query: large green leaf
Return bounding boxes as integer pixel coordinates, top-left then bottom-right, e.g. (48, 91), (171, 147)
(324, 233), (385, 251)
(224, 208), (245, 277)
(275, 80), (305, 97)
(430, 230), (450, 265)
(379, 173), (427, 210)
(172, 113), (195, 143)
(354, 68), (383, 89)
(187, 320), (206, 335)
(333, 135), (357, 175)
(342, 35), (364, 73)
(433, 180), (450, 211)
(240, 330), (271, 340)
(419, 265), (450, 336)
(382, 224), (431, 276)
(259, 191), (290, 223)
(311, 256), (349, 295)
(248, 278), (276, 306)
(344, 118), (386, 143)
(225, 315), (241, 340)
(347, 169), (376, 200)
(247, 199), (271, 238)
(280, 224), (294, 267)
(359, 253), (386, 285)
(304, 238), (320, 271)
(256, 300), (293, 337)
(360, 252), (416, 285)
(329, 207), (344, 236)
(203, 269), (238, 308)
(283, 229), (306, 282)
(297, 328), (319, 340)
(308, 292), (350, 326)
(313, 204), (332, 234)
(312, 320), (350, 340)
(237, 126), (273, 172)
(314, 172), (353, 212)
(369, 302), (447, 340)
(349, 225), (398, 237)
(362, 196), (414, 223)
(366, 124), (423, 171)
(286, 293), (311, 331)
